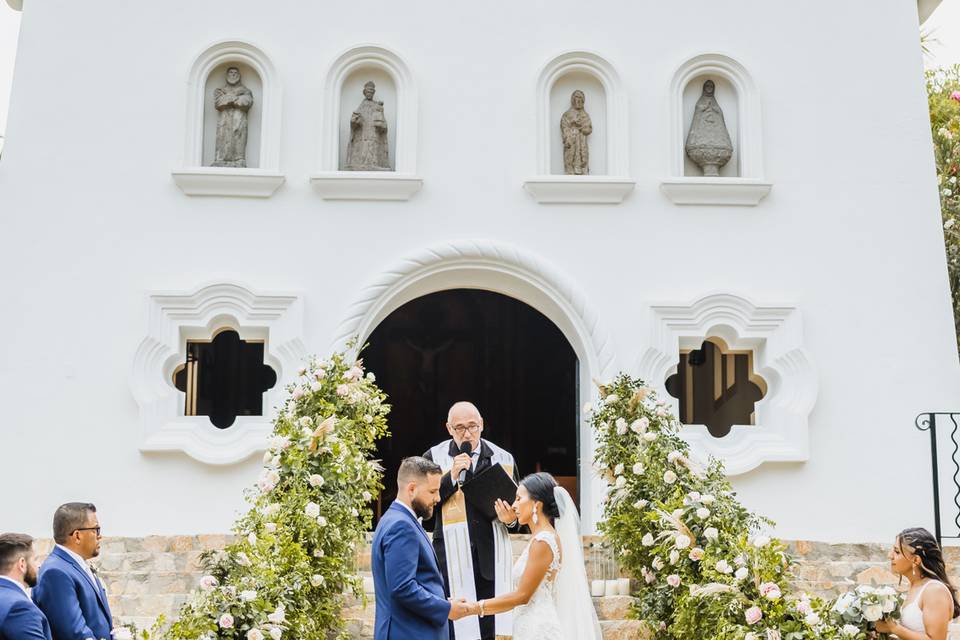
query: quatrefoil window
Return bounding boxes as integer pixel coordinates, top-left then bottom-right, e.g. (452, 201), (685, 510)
(665, 337), (767, 438)
(173, 329), (277, 429)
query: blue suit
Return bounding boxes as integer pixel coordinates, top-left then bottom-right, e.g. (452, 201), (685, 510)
(33, 547), (112, 640)
(372, 501), (451, 640)
(0, 579), (51, 640)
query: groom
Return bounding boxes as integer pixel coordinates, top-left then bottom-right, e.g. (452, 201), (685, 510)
(372, 456), (471, 640)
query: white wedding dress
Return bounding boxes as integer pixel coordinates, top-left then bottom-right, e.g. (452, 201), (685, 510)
(511, 488), (603, 640)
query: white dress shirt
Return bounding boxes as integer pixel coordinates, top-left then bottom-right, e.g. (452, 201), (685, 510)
(396, 500), (420, 522)
(0, 574), (29, 596)
(56, 545), (98, 588)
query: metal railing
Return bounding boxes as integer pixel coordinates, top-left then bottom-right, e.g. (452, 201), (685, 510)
(915, 412), (960, 543)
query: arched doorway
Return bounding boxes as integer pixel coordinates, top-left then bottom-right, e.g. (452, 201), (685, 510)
(363, 289), (580, 523)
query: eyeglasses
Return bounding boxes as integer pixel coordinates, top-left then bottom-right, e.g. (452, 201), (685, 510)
(74, 526), (101, 536)
(451, 424), (481, 435)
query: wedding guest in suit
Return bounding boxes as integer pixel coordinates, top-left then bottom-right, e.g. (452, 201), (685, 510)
(33, 503), (112, 640)
(0, 533), (51, 640)
(372, 456), (470, 640)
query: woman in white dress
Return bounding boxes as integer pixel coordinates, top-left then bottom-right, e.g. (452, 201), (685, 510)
(874, 527), (959, 640)
(462, 472), (602, 640)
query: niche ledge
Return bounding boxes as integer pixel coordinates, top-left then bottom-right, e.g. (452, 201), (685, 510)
(660, 177), (772, 206)
(310, 172), (423, 201)
(172, 168), (285, 198)
(523, 176), (636, 204)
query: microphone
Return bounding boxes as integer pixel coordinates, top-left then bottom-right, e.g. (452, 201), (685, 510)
(457, 441), (473, 485)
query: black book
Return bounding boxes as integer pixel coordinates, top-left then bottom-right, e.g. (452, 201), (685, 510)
(461, 462), (519, 522)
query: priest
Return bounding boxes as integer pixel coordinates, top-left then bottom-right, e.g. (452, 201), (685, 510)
(423, 401), (522, 640)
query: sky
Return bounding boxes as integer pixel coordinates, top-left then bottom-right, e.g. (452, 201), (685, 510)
(3, 2), (960, 137)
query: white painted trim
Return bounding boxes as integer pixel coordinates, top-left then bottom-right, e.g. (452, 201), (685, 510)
(526, 51), (630, 203)
(660, 177), (771, 206)
(5, 0), (22, 10)
(664, 53), (769, 206)
(177, 40), (282, 172)
(329, 239), (618, 532)
(314, 44), (418, 198)
(172, 168), (285, 198)
(522, 176), (635, 204)
(310, 172), (422, 201)
(638, 292), (818, 475)
(130, 281), (306, 465)
(919, 0), (943, 23)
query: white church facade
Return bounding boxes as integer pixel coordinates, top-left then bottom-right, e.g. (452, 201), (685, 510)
(0, 0), (957, 558)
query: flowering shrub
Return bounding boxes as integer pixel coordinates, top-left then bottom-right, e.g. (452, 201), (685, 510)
(592, 373), (890, 639)
(927, 66), (960, 350)
(829, 585), (901, 639)
(161, 352), (390, 640)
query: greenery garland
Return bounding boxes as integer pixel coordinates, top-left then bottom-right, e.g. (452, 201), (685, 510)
(159, 352), (390, 640)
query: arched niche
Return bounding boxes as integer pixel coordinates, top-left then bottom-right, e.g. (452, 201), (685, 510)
(661, 53), (771, 206)
(172, 40), (284, 198)
(524, 51), (633, 204)
(311, 44), (421, 201)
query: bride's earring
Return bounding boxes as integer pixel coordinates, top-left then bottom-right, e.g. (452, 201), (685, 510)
(532, 504), (539, 525)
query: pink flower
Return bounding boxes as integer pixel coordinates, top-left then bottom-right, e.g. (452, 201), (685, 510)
(688, 547), (704, 561)
(291, 388), (304, 400)
(666, 574), (681, 588)
(951, 90), (960, 102)
(218, 614), (234, 629)
(336, 384), (349, 396)
(759, 581), (782, 600)
(745, 606), (763, 625)
(199, 575), (218, 591)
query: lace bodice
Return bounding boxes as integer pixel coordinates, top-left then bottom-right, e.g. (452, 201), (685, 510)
(511, 531), (564, 640)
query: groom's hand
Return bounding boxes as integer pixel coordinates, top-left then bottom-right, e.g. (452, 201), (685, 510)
(448, 597), (470, 620)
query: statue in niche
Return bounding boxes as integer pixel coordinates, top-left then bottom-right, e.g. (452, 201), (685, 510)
(561, 89), (593, 175)
(212, 66), (254, 168)
(345, 81), (390, 171)
(685, 80), (734, 176)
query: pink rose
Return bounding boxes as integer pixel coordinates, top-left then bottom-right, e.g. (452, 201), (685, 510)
(666, 574), (681, 588)
(219, 613), (234, 629)
(291, 388), (304, 400)
(199, 575), (218, 591)
(336, 384), (349, 396)
(688, 547), (704, 561)
(745, 606), (763, 625)
(951, 90), (960, 102)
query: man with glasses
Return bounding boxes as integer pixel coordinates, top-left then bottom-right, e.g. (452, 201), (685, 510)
(33, 503), (112, 640)
(424, 401), (522, 640)
(0, 533), (51, 639)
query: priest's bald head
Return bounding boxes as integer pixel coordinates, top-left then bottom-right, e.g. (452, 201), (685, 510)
(446, 401), (484, 451)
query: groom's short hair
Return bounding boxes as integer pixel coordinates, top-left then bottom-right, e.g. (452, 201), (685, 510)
(398, 456), (441, 485)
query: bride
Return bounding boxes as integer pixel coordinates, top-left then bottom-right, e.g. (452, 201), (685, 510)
(463, 472), (602, 640)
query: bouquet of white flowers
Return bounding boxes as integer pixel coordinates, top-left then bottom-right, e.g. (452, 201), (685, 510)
(830, 585), (902, 639)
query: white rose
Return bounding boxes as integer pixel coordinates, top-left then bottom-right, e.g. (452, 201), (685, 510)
(632, 463), (644, 475)
(317, 516), (327, 527)
(351, 508), (359, 517)
(310, 381), (322, 392)
(663, 470), (677, 484)
(704, 527), (719, 541)
(308, 474), (325, 488)
(674, 534), (691, 549)
(240, 589), (258, 602)
(634, 499), (649, 509)
(362, 491), (372, 501)
(263, 503), (281, 517)
(614, 463), (624, 475)
(696, 508), (710, 520)
(630, 419), (646, 434)
(310, 574), (325, 587)
(305, 502), (320, 518)
(642, 533), (655, 547)
(643, 432), (657, 442)
(804, 612), (821, 626)
(615, 418), (628, 435)
(269, 628), (282, 640)
(247, 629), (264, 640)
(752, 535), (770, 548)
(701, 494), (715, 505)
(715, 559), (732, 574)
(267, 606), (286, 624)
(247, 532), (257, 545)
(615, 476), (626, 488)
(265, 522), (277, 533)
(199, 575), (218, 591)
(652, 557), (665, 570)
(842, 624), (860, 637)
(669, 550), (680, 564)
(235, 552), (251, 567)
(735, 567), (749, 581)
(112, 628), (133, 640)
(667, 450), (683, 463)
(862, 603), (883, 622)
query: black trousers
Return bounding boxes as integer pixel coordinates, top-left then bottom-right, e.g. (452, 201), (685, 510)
(447, 553), (496, 639)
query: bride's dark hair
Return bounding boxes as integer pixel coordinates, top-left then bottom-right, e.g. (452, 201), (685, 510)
(520, 472), (561, 523)
(898, 527), (960, 618)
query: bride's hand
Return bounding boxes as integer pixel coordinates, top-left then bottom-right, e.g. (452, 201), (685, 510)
(874, 619), (896, 634)
(494, 499), (517, 525)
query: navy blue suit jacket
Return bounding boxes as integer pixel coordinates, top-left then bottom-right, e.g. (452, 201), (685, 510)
(33, 547), (112, 640)
(372, 501), (451, 640)
(0, 580), (51, 640)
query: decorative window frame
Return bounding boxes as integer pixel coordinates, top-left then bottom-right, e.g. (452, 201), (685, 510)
(523, 51), (635, 204)
(637, 292), (817, 475)
(171, 40), (285, 198)
(660, 53), (772, 206)
(310, 44), (422, 201)
(129, 281), (305, 465)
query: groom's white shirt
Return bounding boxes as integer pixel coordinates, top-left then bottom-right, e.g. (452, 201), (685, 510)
(396, 500), (419, 523)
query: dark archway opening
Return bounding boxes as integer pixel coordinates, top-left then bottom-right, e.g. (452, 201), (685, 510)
(363, 289), (580, 524)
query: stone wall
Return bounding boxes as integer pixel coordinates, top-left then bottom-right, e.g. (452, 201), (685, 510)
(30, 536), (960, 635)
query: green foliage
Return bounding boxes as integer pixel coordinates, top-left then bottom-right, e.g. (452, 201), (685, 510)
(926, 65), (960, 350)
(592, 374), (855, 639)
(158, 352), (390, 640)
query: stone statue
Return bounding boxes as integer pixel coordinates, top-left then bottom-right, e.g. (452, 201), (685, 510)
(685, 80), (733, 176)
(561, 89), (593, 175)
(212, 67), (254, 168)
(345, 81), (390, 171)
